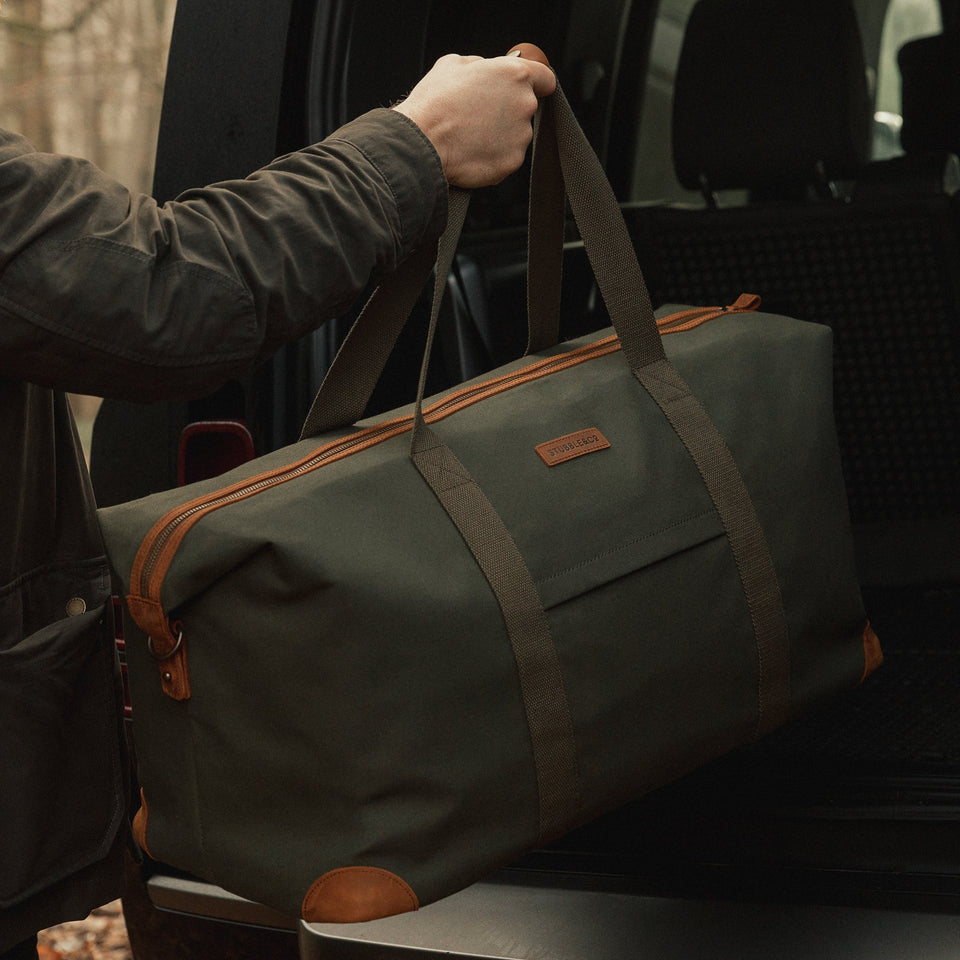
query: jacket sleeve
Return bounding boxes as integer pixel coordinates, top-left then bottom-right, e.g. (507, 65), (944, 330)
(0, 109), (447, 401)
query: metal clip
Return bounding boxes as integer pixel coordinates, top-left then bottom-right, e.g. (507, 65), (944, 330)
(147, 627), (183, 661)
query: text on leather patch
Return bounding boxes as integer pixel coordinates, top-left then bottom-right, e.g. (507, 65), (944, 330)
(536, 428), (611, 466)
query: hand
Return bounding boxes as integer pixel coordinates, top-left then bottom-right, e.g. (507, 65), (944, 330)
(394, 53), (556, 188)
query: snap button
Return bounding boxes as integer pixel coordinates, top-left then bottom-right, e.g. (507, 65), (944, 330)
(65, 597), (87, 617)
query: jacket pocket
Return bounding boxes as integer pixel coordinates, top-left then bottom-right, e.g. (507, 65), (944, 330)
(0, 563), (125, 908)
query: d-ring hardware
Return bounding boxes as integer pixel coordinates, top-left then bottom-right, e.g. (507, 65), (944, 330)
(148, 628), (183, 661)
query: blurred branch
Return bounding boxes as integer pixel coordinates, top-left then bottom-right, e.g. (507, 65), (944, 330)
(0, 0), (112, 41)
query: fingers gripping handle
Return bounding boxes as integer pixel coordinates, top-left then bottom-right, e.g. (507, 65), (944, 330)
(300, 43), (556, 440)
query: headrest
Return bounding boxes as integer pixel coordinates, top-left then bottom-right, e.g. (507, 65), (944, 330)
(855, 152), (960, 198)
(672, 0), (873, 193)
(898, 33), (960, 156)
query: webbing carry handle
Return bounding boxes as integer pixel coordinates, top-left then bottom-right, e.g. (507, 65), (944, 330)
(298, 87), (670, 441)
(299, 52), (567, 440)
(410, 84), (790, 841)
(541, 88), (791, 740)
(301, 71), (792, 839)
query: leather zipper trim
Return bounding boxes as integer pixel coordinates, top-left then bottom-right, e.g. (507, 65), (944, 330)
(128, 297), (760, 698)
(657, 293), (761, 334)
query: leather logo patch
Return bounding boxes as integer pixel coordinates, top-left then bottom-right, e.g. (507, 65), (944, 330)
(536, 428), (610, 466)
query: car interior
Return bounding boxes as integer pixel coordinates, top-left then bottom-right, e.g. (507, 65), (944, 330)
(89, 0), (959, 955)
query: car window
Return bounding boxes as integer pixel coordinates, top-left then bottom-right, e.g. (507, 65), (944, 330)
(630, 0), (698, 203)
(873, 0), (942, 158)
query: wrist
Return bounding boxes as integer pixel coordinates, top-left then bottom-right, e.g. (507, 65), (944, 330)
(392, 102), (450, 180)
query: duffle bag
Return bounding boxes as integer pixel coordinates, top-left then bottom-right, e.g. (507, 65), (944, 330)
(98, 78), (881, 924)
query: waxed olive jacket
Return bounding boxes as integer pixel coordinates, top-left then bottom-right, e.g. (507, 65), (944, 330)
(0, 109), (446, 949)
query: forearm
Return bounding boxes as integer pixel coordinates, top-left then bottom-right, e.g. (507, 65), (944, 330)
(0, 110), (446, 401)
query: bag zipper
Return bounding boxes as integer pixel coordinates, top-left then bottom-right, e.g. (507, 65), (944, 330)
(130, 296), (760, 698)
(655, 293), (761, 334)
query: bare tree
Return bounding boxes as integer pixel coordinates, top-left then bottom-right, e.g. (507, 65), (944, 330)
(2, 0), (178, 443)
(2, 0), (55, 148)
(1, 0), (176, 191)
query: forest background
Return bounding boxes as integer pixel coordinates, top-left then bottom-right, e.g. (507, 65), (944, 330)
(1, 0), (177, 454)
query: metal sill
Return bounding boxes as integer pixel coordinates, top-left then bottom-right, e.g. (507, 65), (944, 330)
(146, 873), (298, 931)
(298, 875), (960, 960)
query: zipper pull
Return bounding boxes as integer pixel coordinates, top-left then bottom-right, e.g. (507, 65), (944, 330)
(658, 294), (763, 335)
(725, 293), (762, 313)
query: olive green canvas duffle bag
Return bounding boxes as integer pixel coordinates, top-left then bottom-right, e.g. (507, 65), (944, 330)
(98, 84), (881, 924)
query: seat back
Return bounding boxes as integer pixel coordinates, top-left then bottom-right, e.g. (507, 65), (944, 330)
(671, 0), (872, 201)
(627, 0), (960, 585)
(898, 31), (960, 159)
(857, 31), (960, 198)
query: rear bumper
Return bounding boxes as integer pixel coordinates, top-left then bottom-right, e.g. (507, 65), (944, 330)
(298, 873), (960, 960)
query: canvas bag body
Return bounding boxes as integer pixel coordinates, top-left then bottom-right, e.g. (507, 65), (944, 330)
(98, 85), (878, 924)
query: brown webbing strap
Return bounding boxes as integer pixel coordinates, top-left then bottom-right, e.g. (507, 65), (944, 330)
(635, 361), (791, 736)
(525, 94), (565, 355)
(300, 122), (567, 442)
(410, 192), (581, 840)
(410, 427), (581, 840)
(301, 97), (567, 439)
(299, 239), (439, 439)
(552, 99), (664, 370)
(301, 74), (790, 854)
(551, 86), (791, 736)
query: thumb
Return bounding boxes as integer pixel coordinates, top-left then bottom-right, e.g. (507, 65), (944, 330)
(505, 45), (557, 98)
(528, 61), (558, 99)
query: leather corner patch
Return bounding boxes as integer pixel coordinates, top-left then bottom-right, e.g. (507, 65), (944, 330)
(536, 428), (610, 466)
(301, 866), (419, 924)
(132, 788), (155, 860)
(860, 621), (883, 683)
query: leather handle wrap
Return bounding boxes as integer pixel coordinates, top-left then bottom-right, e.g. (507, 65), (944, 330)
(507, 42), (551, 65)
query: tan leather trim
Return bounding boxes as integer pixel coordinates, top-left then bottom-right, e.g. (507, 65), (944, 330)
(656, 305), (722, 332)
(126, 336), (624, 653)
(132, 789), (155, 860)
(860, 621), (883, 683)
(126, 414), (415, 623)
(424, 338), (622, 423)
(125, 598), (191, 700)
(126, 417), (413, 700)
(125, 595), (172, 644)
(128, 302), (764, 701)
(157, 635), (190, 700)
(301, 866), (419, 924)
(657, 294), (762, 335)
